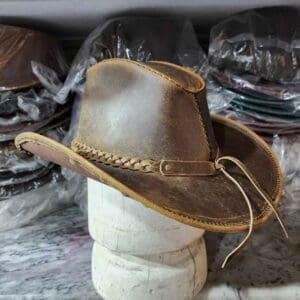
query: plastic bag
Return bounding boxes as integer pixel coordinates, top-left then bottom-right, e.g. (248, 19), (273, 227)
(0, 100), (83, 231)
(207, 75), (300, 135)
(216, 108), (300, 180)
(0, 122), (68, 174)
(54, 16), (208, 102)
(0, 77), (70, 131)
(272, 135), (300, 183)
(209, 6), (300, 83)
(0, 117), (87, 230)
(207, 6), (300, 182)
(206, 76), (300, 140)
(0, 168), (86, 232)
(0, 124), (66, 191)
(0, 24), (86, 230)
(210, 69), (300, 103)
(0, 25), (70, 130)
(206, 76), (235, 113)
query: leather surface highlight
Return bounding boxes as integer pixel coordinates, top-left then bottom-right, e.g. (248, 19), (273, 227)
(77, 59), (212, 162)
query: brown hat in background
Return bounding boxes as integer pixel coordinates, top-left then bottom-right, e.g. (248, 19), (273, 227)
(16, 58), (287, 264)
(0, 25), (65, 91)
(0, 25), (69, 201)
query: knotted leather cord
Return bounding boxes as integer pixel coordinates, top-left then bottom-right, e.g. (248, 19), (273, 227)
(215, 156), (289, 269)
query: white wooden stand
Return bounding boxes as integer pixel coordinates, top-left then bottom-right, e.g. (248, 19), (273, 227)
(88, 178), (207, 300)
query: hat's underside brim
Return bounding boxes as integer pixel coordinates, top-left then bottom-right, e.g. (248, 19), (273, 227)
(15, 114), (283, 233)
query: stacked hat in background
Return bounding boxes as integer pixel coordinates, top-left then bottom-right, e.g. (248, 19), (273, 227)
(0, 25), (82, 231)
(208, 7), (300, 144)
(207, 7), (300, 181)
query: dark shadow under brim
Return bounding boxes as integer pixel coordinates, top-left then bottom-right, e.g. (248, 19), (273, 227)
(15, 114), (283, 233)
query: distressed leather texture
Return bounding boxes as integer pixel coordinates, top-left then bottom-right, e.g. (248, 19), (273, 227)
(77, 60), (217, 162)
(0, 25), (64, 91)
(15, 59), (283, 232)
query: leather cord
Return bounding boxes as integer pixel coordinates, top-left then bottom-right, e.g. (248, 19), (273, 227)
(215, 156), (289, 269)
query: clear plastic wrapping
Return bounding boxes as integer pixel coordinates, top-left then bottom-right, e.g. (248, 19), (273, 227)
(210, 69), (300, 102)
(223, 108), (295, 126)
(0, 77), (69, 131)
(0, 122), (67, 172)
(0, 25), (70, 127)
(209, 6), (300, 83)
(206, 76), (235, 113)
(55, 16), (208, 102)
(0, 107), (70, 143)
(0, 119), (87, 230)
(0, 169), (86, 232)
(207, 6), (300, 180)
(272, 135), (300, 183)
(0, 25), (85, 230)
(214, 109), (300, 180)
(207, 73), (300, 181)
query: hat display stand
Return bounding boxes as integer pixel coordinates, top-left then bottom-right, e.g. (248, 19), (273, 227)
(88, 178), (207, 300)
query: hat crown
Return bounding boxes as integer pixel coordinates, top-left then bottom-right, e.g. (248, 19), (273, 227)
(76, 59), (217, 162)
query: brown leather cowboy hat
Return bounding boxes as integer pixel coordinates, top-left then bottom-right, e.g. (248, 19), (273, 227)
(15, 59), (285, 240)
(0, 25), (65, 91)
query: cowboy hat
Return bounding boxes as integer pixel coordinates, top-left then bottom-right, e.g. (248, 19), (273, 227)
(16, 59), (285, 236)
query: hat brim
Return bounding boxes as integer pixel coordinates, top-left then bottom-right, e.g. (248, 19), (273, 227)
(15, 114), (283, 233)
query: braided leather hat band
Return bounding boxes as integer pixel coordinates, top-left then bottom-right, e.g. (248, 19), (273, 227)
(71, 139), (218, 177)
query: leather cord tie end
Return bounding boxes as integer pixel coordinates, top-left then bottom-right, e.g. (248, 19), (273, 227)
(215, 156), (289, 269)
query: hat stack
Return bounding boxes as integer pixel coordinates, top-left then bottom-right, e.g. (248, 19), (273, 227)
(0, 25), (71, 205)
(208, 7), (300, 144)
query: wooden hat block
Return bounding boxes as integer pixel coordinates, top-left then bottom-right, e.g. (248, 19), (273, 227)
(88, 178), (207, 300)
